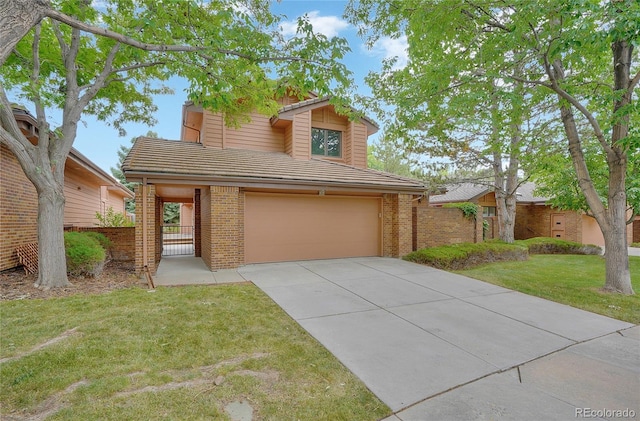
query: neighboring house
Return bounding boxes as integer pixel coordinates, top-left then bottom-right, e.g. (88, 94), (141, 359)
(429, 181), (634, 247)
(0, 108), (134, 271)
(123, 94), (427, 273)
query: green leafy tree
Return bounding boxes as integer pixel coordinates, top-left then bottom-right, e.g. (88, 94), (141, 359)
(0, 0), (352, 288)
(111, 130), (157, 214)
(367, 135), (414, 177)
(163, 203), (181, 225)
(347, 0), (639, 294)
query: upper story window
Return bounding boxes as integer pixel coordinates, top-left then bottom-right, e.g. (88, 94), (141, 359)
(311, 128), (342, 157)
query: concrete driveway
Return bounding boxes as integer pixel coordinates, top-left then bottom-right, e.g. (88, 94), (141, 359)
(239, 257), (639, 420)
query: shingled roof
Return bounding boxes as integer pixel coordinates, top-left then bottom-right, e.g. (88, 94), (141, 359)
(429, 183), (490, 204)
(429, 181), (549, 204)
(123, 137), (426, 193)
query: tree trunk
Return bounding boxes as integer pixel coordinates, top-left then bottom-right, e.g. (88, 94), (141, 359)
(602, 147), (633, 294)
(602, 203), (633, 294)
(34, 184), (70, 289)
(0, 0), (49, 65)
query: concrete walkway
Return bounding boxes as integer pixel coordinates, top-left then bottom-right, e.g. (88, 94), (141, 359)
(239, 257), (639, 420)
(154, 256), (247, 285)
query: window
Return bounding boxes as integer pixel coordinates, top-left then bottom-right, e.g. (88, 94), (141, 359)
(483, 206), (496, 217)
(312, 128), (341, 157)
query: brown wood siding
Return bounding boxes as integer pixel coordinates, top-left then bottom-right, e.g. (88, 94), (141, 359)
(478, 193), (496, 207)
(292, 111), (311, 160)
(63, 168), (103, 227)
(201, 110), (223, 148)
(225, 111), (285, 152)
(284, 123), (293, 156)
(352, 123), (368, 169)
(344, 121), (353, 166)
(107, 190), (127, 215)
(245, 193), (381, 263)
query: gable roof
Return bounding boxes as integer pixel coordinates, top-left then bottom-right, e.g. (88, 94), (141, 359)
(515, 181), (548, 204)
(271, 96), (379, 135)
(11, 108), (134, 199)
(429, 183), (490, 204)
(123, 137), (426, 193)
(429, 181), (549, 205)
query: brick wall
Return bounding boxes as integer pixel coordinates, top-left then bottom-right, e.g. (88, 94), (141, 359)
(383, 193), (412, 257)
(209, 186), (243, 269)
(135, 185), (157, 274)
(1, 144), (38, 271)
(414, 207), (482, 249)
(515, 204), (581, 242)
(74, 227), (135, 261)
(634, 218), (640, 243)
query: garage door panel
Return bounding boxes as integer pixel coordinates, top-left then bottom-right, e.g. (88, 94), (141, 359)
(245, 194), (381, 263)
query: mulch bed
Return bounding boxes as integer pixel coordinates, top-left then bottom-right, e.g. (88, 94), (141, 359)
(0, 261), (144, 301)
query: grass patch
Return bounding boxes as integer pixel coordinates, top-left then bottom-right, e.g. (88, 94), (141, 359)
(517, 237), (602, 255)
(404, 242), (528, 270)
(455, 254), (640, 323)
(0, 285), (389, 420)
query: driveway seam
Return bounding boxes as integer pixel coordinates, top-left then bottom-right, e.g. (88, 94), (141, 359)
(298, 261), (505, 370)
(389, 328), (628, 416)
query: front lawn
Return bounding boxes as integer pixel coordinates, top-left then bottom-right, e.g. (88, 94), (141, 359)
(455, 255), (640, 324)
(0, 284), (389, 420)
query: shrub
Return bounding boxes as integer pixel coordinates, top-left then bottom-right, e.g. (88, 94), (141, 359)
(64, 232), (106, 277)
(96, 206), (134, 227)
(442, 202), (480, 219)
(632, 242), (640, 248)
(517, 237), (602, 255)
(404, 241), (528, 270)
(82, 231), (112, 251)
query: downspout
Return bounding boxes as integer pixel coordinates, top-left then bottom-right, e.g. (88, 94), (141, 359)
(142, 179), (148, 270)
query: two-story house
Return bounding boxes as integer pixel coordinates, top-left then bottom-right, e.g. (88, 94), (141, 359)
(122, 94), (427, 273)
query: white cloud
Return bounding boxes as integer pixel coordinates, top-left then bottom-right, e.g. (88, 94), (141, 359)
(280, 11), (349, 39)
(367, 35), (409, 69)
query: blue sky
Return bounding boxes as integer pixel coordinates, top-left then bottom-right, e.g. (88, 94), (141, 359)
(12, 1), (408, 176)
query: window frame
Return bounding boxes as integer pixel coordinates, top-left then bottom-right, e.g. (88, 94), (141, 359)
(311, 127), (342, 158)
(482, 206), (497, 217)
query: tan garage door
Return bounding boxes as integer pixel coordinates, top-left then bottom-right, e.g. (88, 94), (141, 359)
(245, 193), (381, 263)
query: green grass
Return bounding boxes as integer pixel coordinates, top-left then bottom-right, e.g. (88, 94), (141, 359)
(0, 285), (389, 420)
(455, 254), (640, 323)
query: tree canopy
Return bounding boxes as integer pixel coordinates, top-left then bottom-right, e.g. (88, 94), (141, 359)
(347, 0), (639, 293)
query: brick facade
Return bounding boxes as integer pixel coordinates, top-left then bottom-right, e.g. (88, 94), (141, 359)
(208, 186), (243, 269)
(74, 227), (135, 262)
(634, 218), (640, 243)
(514, 204), (582, 243)
(413, 207), (483, 249)
(1, 144), (38, 271)
(382, 193), (413, 257)
(135, 185), (158, 274)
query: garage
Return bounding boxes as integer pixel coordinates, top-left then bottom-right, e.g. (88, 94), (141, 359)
(245, 193), (382, 263)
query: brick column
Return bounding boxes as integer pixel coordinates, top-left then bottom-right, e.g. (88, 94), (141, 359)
(383, 193), (413, 258)
(397, 194), (413, 256)
(135, 184), (156, 274)
(209, 186), (243, 269)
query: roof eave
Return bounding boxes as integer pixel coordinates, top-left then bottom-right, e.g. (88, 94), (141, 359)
(123, 170), (426, 194)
